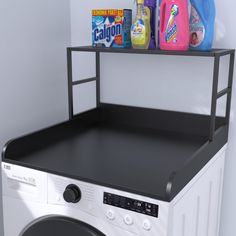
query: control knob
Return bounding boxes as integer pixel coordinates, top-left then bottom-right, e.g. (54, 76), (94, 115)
(63, 184), (81, 203)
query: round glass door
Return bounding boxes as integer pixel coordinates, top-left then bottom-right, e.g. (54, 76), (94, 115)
(21, 216), (105, 236)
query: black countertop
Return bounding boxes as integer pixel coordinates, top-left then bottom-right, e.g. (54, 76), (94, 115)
(2, 104), (228, 201)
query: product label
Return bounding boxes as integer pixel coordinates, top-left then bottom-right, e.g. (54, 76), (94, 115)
(165, 4), (179, 43)
(92, 16), (122, 47)
(131, 19), (146, 45)
(93, 22), (122, 43)
(92, 9), (132, 48)
(190, 6), (205, 47)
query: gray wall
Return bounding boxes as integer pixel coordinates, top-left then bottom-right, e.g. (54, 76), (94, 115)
(0, 1), (71, 235)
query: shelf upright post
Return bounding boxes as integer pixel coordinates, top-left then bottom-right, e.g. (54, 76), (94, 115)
(67, 48), (74, 120)
(96, 52), (101, 107)
(209, 55), (220, 141)
(225, 51), (235, 128)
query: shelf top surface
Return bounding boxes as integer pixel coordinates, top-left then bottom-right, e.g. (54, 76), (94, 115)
(68, 46), (234, 57)
(3, 122), (206, 201)
(2, 105), (228, 201)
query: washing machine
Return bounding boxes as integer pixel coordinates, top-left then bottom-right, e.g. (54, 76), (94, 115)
(2, 162), (169, 236)
(2, 144), (226, 236)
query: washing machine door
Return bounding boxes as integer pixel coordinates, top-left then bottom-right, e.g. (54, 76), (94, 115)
(21, 216), (105, 236)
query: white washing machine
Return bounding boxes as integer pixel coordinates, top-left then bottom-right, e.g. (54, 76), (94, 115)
(1, 163), (168, 236)
(2, 145), (226, 236)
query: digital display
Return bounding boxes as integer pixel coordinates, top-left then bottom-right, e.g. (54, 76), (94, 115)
(103, 192), (159, 217)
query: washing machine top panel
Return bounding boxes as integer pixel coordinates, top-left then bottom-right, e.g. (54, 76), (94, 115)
(2, 104), (228, 201)
(21, 216), (105, 236)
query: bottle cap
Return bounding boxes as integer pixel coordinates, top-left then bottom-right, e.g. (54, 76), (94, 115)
(144, 0), (157, 8)
(137, 0), (144, 4)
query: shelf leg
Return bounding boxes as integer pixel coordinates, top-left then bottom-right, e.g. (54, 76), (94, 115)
(209, 56), (220, 141)
(67, 48), (73, 120)
(225, 51), (235, 127)
(96, 52), (101, 107)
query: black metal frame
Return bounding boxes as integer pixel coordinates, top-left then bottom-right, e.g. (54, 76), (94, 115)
(67, 46), (235, 141)
(209, 53), (235, 141)
(67, 49), (101, 119)
(209, 56), (221, 141)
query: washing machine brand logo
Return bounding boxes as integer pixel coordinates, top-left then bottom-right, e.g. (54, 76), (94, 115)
(4, 164), (11, 170)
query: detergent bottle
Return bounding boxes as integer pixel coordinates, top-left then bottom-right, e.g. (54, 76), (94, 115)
(144, 0), (157, 49)
(159, 0), (189, 51)
(189, 0), (216, 51)
(131, 0), (151, 49)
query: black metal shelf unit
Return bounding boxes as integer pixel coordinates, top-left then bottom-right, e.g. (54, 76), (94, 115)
(2, 46), (235, 202)
(67, 46), (235, 141)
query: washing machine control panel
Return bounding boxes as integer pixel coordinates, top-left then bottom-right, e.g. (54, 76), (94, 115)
(103, 192), (159, 218)
(46, 173), (168, 235)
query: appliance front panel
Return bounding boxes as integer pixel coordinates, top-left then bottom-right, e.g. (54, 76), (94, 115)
(47, 172), (170, 236)
(2, 163), (170, 236)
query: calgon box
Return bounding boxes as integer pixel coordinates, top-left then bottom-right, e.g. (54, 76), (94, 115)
(92, 9), (132, 48)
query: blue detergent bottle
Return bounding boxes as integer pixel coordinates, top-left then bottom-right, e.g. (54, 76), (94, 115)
(189, 0), (216, 51)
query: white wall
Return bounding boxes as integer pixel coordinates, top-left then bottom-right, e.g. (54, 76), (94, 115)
(0, 0), (235, 235)
(70, 1), (236, 236)
(0, 1), (71, 235)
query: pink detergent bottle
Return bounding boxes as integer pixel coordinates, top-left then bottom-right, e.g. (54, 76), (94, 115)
(160, 0), (189, 51)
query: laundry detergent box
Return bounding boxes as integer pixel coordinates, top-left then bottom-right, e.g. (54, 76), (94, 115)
(92, 9), (132, 48)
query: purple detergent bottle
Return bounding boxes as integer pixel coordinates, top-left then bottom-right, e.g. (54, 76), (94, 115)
(145, 0), (157, 49)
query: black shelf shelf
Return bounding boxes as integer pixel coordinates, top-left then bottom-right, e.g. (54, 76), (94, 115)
(68, 46), (234, 57)
(2, 45), (235, 203)
(2, 104), (229, 201)
(67, 46), (235, 141)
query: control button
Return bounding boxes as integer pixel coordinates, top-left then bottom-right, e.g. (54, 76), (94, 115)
(143, 219), (151, 231)
(106, 210), (115, 220)
(124, 215), (133, 225)
(63, 184), (81, 203)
